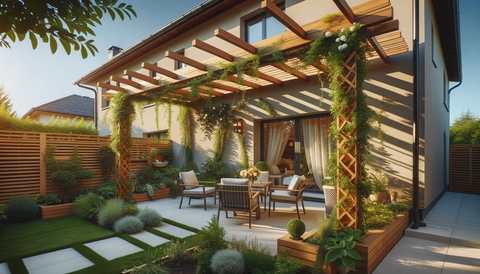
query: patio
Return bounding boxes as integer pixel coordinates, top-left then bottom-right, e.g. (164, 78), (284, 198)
(137, 195), (325, 255)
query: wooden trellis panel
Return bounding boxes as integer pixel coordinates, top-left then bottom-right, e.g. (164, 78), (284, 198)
(117, 119), (133, 201)
(337, 51), (360, 229)
(450, 144), (480, 194)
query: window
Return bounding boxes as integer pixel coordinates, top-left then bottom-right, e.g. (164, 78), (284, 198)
(101, 88), (110, 108)
(245, 2), (285, 44)
(148, 131), (169, 139)
(175, 49), (186, 70)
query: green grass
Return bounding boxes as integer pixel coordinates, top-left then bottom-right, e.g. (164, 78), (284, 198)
(0, 215), (115, 262)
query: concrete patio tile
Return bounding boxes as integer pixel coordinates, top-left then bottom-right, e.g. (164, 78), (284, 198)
(392, 237), (449, 256)
(23, 248), (93, 274)
(450, 228), (480, 248)
(0, 262), (11, 274)
(441, 261), (480, 273)
(381, 248), (446, 270)
(372, 261), (442, 274)
(129, 230), (170, 247)
(84, 237), (143, 260)
(154, 222), (196, 238)
(405, 224), (453, 243)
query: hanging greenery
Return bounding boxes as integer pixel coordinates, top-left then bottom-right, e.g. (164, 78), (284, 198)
(236, 133), (249, 170)
(178, 104), (196, 170)
(97, 143), (116, 180)
(257, 97), (276, 118)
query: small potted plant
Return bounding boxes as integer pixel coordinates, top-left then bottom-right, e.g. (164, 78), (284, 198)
(287, 219), (306, 240)
(369, 172), (389, 204)
(324, 227), (364, 274)
(151, 148), (169, 168)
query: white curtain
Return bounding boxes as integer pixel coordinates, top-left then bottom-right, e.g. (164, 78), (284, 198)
(265, 121), (293, 166)
(302, 117), (334, 188)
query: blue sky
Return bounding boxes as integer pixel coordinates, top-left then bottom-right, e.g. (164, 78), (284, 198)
(0, 0), (478, 124)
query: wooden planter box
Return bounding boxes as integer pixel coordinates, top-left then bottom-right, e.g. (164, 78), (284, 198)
(276, 210), (409, 273)
(39, 203), (74, 219)
(133, 187), (180, 203)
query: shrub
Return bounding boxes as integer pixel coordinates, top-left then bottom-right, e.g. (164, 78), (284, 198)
(228, 236), (274, 273)
(136, 164), (155, 184)
(45, 192), (62, 205)
(158, 177), (178, 198)
(114, 216), (144, 234)
(287, 219), (306, 240)
(130, 247), (169, 274)
(146, 184), (154, 198)
(73, 192), (106, 219)
(164, 240), (189, 267)
(193, 215), (228, 274)
(123, 204), (140, 216)
(210, 249), (245, 274)
(254, 161), (269, 171)
(98, 198), (125, 229)
(5, 196), (39, 222)
(34, 194), (45, 204)
(137, 208), (162, 227)
(275, 250), (304, 274)
(98, 181), (116, 199)
(386, 203), (409, 213)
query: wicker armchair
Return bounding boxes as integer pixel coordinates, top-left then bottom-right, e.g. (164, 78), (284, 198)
(216, 183), (260, 228)
(268, 178), (307, 219)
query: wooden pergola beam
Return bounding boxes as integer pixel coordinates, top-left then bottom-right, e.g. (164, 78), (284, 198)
(270, 63), (308, 81)
(369, 19), (399, 37)
(256, 71), (283, 86)
(333, 0), (355, 24)
(368, 37), (388, 63)
(165, 50), (207, 71)
(229, 76), (263, 90)
(261, 0), (306, 39)
(124, 69), (158, 85)
(197, 87), (225, 97)
(142, 62), (178, 80)
(215, 28), (256, 54)
(111, 75), (141, 89)
(97, 82), (127, 92)
(192, 39), (233, 62)
(208, 82), (242, 93)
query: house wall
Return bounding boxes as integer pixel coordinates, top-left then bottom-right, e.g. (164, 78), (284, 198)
(35, 113), (94, 126)
(90, 0), (455, 208)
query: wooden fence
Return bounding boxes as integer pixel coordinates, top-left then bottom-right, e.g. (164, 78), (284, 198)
(0, 130), (171, 203)
(450, 144), (480, 195)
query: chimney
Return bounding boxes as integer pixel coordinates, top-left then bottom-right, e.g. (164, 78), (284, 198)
(107, 46), (123, 59)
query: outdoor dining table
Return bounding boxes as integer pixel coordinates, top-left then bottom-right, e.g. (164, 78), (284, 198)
(251, 181), (273, 211)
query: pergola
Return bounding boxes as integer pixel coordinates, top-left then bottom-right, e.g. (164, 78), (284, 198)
(99, 0), (408, 229)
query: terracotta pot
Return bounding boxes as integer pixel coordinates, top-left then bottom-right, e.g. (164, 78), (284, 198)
(370, 191), (387, 204)
(338, 266), (350, 274)
(159, 184), (166, 190)
(323, 185), (337, 217)
(390, 191), (398, 204)
(321, 261), (338, 274)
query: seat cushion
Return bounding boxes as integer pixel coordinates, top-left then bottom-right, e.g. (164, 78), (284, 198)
(269, 165), (281, 175)
(271, 191), (297, 202)
(221, 178), (249, 185)
(254, 171), (269, 183)
(183, 186), (215, 195)
(179, 170), (199, 189)
(287, 175), (300, 196)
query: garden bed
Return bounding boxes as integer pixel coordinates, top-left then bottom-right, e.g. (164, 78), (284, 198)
(39, 203), (74, 219)
(133, 187), (180, 202)
(276, 210), (410, 273)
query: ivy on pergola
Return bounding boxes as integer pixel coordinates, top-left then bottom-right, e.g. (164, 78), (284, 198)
(103, 0), (407, 230)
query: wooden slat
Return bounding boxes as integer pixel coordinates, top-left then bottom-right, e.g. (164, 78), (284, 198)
(256, 71), (283, 86)
(208, 82), (242, 93)
(111, 75), (141, 89)
(215, 28), (257, 54)
(142, 62), (178, 80)
(261, 0), (306, 39)
(192, 39), (233, 62)
(97, 82), (126, 92)
(355, 5), (392, 28)
(165, 50), (207, 71)
(270, 63), (308, 81)
(229, 76), (262, 90)
(333, 0), (355, 24)
(369, 19), (399, 37)
(368, 37), (388, 63)
(125, 69), (158, 85)
(197, 87), (225, 97)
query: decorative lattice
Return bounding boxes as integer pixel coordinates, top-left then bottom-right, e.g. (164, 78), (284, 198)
(117, 118), (132, 200)
(337, 51), (359, 229)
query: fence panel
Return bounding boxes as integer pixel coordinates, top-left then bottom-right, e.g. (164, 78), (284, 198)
(450, 144), (480, 195)
(0, 130), (171, 203)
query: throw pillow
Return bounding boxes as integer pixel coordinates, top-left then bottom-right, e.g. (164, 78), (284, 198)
(287, 175), (300, 196)
(179, 170), (199, 189)
(269, 165), (281, 175)
(221, 178), (249, 185)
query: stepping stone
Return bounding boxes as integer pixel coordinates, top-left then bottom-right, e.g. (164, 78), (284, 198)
(129, 230), (170, 247)
(23, 248), (93, 274)
(153, 223), (196, 238)
(85, 237), (143, 261)
(0, 262), (11, 274)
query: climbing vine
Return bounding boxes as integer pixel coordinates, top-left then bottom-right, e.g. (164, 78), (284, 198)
(236, 133), (249, 169)
(257, 97), (276, 118)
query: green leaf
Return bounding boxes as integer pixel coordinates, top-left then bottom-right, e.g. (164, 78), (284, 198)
(353, 229), (363, 236)
(93, 6), (104, 18)
(6, 29), (16, 42)
(344, 235), (353, 242)
(107, 8), (116, 20)
(342, 257), (356, 271)
(346, 249), (362, 260)
(50, 37), (58, 54)
(29, 31), (37, 49)
(81, 44), (88, 59)
(126, 5), (137, 17)
(59, 38), (71, 55)
(77, 36), (86, 42)
(342, 249), (347, 257)
(346, 240), (356, 249)
(42, 35), (49, 43)
(354, 235), (365, 242)
(325, 248), (342, 263)
(114, 8), (125, 21)
(340, 240), (346, 248)
(118, 3), (126, 8)
(17, 32), (26, 42)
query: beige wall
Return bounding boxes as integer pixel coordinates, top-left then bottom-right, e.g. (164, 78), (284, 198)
(91, 0), (452, 210)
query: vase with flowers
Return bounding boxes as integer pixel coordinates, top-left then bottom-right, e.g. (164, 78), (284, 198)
(240, 166), (262, 184)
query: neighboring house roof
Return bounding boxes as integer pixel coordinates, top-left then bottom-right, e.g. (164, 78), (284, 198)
(74, 0), (245, 86)
(432, 0), (462, 82)
(22, 94), (94, 119)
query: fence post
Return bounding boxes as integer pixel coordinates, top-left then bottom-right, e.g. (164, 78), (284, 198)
(39, 133), (47, 196)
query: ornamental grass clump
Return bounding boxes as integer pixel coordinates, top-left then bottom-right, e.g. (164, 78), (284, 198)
(73, 192), (106, 220)
(210, 249), (245, 274)
(228, 236), (275, 273)
(98, 198), (125, 229)
(5, 195), (39, 222)
(114, 216), (144, 234)
(137, 208), (162, 227)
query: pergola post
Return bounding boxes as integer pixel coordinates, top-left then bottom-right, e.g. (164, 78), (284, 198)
(117, 117), (132, 200)
(336, 51), (360, 229)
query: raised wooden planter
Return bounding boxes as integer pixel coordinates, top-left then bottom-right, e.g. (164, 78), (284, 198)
(39, 203), (74, 219)
(276, 210), (409, 273)
(133, 187), (180, 202)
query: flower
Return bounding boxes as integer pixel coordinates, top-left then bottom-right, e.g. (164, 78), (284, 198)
(338, 45), (343, 50)
(335, 38), (340, 43)
(340, 35), (346, 42)
(325, 31), (332, 37)
(350, 26), (355, 31)
(341, 28), (344, 32)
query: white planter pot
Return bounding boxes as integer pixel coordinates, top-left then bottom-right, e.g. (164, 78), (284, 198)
(323, 185), (337, 217)
(152, 161), (169, 168)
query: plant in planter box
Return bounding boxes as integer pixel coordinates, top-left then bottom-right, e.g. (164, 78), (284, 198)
(34, 194), (45, 204)
(150, 147), (158, 162)
(45, 192), (62, 205)
(98, 181), (116, 199)
(97, 143), (116, 180)
(162, 148), (173, 162)
(287, 219), (306, 240)
(324, 227), (364, 272)
(275, 250), (304, 274)
(369, 172), (389, 204)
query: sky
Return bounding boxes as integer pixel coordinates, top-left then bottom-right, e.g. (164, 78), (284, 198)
(0, 0), (478, 124)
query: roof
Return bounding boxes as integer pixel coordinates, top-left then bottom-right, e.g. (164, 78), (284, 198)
(74, 0), (245, 86)
(432, 0), (462, 82)
(22, 95), (94, 119)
